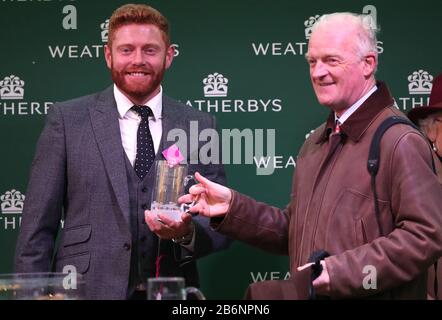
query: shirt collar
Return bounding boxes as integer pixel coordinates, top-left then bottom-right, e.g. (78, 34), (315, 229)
(114, 84), (163, 120)
(318, 81), (395, 143)
(335, 85), (377, 125)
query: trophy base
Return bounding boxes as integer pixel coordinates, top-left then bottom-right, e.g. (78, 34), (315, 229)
(151, 202), (182, 222)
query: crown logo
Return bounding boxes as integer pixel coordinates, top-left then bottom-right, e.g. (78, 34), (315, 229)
(408, 70), (433, 95)
(203, 73), (229, 97)
(1, 189), (25, 214)
(304, 15), (320, 40)
(101, 19), (109, 43)
(0, 75), (25, 100)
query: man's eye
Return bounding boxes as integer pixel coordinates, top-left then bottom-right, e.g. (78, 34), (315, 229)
(120, 48), (132, 54)
(144, 48), (157, 54)
(327, 58), (339, 65)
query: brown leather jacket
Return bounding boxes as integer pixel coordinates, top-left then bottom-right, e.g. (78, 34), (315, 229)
(214, 82), (442, 299)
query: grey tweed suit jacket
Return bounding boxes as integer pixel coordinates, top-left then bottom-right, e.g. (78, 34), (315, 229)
(14, 86), (230, 299)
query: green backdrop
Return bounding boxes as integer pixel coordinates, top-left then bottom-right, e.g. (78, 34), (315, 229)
(0, 0), (440, 299)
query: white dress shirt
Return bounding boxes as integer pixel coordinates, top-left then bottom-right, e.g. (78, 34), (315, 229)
(335, 85), (378, 125)
(114, 84), (163, 166)
(114, 85), (196, 249)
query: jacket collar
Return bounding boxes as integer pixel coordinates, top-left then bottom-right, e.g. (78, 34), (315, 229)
(317, 81), (395, 143)
(89, 86), (131, 231)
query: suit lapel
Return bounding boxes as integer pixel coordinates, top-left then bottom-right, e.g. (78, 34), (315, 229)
(159, 96), (189, 157)
(87, 93), (187, 229)
(88, 87), (131, 229)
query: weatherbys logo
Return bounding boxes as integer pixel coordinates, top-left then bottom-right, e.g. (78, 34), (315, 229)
(203, 73), (228, 97)
(182, 73), (295, 175)
(49, 17), (108, 59)
(0, 75), (53, 116)
(394, 70), (432, 111)
(0, 189), (24, 230)
(185, 72), (290, 174)
(101, 19), (109, 43)
(254, 127), (317, 174)
(251, 5), (383, 57)
(250, 270), (291, 282)
(49, 16), (180, 59)
(408, 70), (433, 94)
(304, 15), (320, 40)
(0, 75), (24, 100)
(0, 189), (65, 230)
(186, 72), (282, 113)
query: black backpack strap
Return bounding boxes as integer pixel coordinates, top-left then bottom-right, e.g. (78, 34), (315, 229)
(367, 115), (438, 298)
(367, 116), (421, 235)
(368, 116), (421, 175)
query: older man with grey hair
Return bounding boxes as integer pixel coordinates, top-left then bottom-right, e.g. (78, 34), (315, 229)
(180, 12), (442, 299)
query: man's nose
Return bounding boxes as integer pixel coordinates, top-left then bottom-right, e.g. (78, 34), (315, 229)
(311, 61), (328, 79)
(133, 49), (144, 65)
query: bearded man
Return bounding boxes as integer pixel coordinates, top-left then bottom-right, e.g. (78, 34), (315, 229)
(14, 4), (230, 300)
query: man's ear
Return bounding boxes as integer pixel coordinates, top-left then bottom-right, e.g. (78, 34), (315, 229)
(164, 45), (175, 70)
(363, 53), (377, 78)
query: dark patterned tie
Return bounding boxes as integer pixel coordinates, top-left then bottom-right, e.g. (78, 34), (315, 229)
(131, 105), (155, 180)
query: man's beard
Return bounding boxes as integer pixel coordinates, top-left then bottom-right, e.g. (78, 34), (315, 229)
(110, 63), (166, 102)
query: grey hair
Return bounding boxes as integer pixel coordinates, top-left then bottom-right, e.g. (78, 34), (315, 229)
(417, 111), (442, 137)
(311, 12), (379, 59)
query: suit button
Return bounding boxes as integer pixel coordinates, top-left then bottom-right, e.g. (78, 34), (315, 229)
(142, 187), (148, 193)
(142, 204), (148, 210)
(123, 243), (131, 251)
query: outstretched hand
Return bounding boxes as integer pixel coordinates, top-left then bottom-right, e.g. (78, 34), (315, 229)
(178, 172), (232, 218)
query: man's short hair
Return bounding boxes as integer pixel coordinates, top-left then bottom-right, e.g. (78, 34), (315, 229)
(108, 4), (170, 47)
(312, 12), (379, 59)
